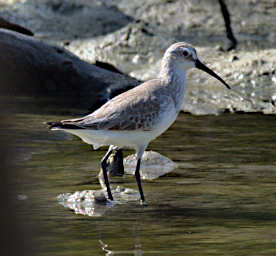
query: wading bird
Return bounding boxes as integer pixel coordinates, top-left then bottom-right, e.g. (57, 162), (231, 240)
(48, 42), (231, 204)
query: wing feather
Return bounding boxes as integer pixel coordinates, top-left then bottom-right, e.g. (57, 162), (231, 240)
(60, 79), (174, 131)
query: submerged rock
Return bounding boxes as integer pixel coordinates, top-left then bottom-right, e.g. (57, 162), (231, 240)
(124, 151), (177, 180)
(57, 186), (139, 217)
(57, 147), (138, 217)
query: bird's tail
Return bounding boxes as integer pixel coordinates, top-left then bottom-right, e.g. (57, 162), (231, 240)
(47, 121), (84, 130)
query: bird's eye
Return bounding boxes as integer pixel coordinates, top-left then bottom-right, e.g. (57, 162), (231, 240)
(182, 50), (190, 57)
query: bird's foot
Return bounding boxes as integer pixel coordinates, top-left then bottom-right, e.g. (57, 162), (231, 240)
(139, 199), (147, 206)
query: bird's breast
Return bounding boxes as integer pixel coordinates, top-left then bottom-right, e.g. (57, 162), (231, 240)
(169, 75), (186, 112)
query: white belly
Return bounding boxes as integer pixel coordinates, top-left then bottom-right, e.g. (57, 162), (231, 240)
(63, 129), (156, 150)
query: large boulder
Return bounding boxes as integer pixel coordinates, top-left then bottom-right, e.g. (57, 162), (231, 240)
(0, 29), (138, 110)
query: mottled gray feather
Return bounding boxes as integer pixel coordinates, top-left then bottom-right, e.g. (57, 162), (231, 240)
(60, 79), (174, 131)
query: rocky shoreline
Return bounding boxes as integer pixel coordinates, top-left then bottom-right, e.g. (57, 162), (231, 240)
(1, 0), (275, 114)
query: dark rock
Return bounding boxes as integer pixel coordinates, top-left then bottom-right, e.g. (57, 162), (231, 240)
(230, 55), (239, 62)
(0, 17), (33, 36)
(0, 29), (138, 111)
(94, 60), (123, 74)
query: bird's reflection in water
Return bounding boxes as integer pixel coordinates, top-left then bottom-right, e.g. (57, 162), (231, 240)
(97, 206), (159, 256)
(99, 240), (144, 256)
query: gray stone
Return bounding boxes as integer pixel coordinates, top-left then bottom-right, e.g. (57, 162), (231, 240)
(124, 151), (177, 180)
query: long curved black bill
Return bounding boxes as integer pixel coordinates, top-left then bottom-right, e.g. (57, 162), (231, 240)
(195, 59), (231, 90)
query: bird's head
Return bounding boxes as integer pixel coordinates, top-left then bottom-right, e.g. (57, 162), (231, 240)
(163, 42), (231, 90)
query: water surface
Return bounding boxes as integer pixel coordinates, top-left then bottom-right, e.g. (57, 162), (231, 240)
(6, 98), (276, 256)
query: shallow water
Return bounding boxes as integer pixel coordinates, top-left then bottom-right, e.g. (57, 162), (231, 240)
(5, 99), (276, 256)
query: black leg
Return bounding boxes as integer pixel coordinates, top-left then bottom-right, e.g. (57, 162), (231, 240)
(135, 158), (145, 203)
(101, 148), (114, 201)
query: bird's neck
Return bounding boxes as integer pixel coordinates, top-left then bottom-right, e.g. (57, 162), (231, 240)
(159, 59), (187, 111)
